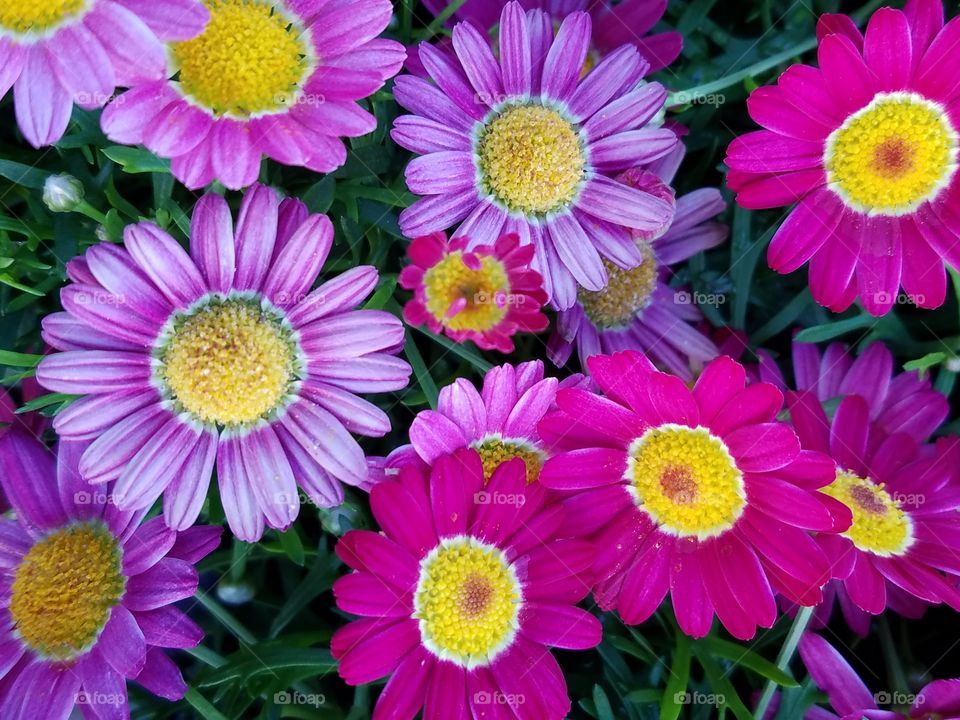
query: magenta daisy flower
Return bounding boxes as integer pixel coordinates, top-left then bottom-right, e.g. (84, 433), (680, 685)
(538, 351), (850, 640)
(798, 633), (960, 720)
(548, 165), (727, 379)
(36, 184), (411, 541)
(0, 0), (207, 147)
(399, 231), (549, 353)
(392, 1), (678, 309)
(418, 0), (682, 73)
(726, 0), (960, 316)
(332, 448), (600, 719)
(101, 0), (404, 190)
(0, 428), (221, 720)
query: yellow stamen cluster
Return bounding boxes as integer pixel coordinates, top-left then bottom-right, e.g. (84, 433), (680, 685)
(579, 244), (658, 328)
(157, 298), (296, 427)
(627, 424), (745, 538)
(470, 435), (545, 485)
(0, 0), (86, 34)
(10, 523), (124, 661)
(477, 104), (585, 215)
(422, 251), (511, 332)
(414, 537), (521, 668)
(825, 93), (957, 215)
(172, 0), (310, 117)
(822, 470), (913, 556)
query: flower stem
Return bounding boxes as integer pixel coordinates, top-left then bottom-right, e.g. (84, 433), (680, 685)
(753, 605), (814, 719)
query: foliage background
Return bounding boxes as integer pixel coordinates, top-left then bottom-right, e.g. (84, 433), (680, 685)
(0, 0), (959, 717)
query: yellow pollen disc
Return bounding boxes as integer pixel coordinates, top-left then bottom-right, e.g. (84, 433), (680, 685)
(825, 92), (958, 215)
(477, 104), (585, 215)
(470, 435), (545, 485)
(171, 0), (310, 117)
(821, 470), (914, 556)
(422, 251), (511, 332)
(158, 298), (296, 427)
(627, 424), (745, 539)
(414, 536), (521, 668)
(579, 243), (658, 329)
(10, 523), (124, 661)
(0, 0), (86, 34)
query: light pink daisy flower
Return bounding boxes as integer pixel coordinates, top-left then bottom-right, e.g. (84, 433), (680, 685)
(548, 165), (727, 380)
(392, 1), (678, 309)
(538, 351), (851, 640)
(0, 428), (221, 720)
(101, 0), (405, 190)
(417, 0), (682, 74)
(399, 231), (549, 353)
(726, 0), (960, 316)
(332, 448), (600, 720)
(0, 0), (208, 147)
(36, 184), (411, 542)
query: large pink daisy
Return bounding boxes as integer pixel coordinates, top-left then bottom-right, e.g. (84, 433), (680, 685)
(0, 0), (208, 147)
(101, 0), (404, 190)
(0, 428), (221, 720)
(538, 351), (850, 640)
(332, 448), (600, 719)
(36, 184), (411, 541)
(392, 1), (678, 309)
(726, 0), (960, 316)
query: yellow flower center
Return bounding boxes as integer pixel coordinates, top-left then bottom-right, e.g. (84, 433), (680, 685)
(422, 251), (511, 333)
(0, 0), (86, 34)
(10, 523), (124, 661)
(156, 297), (298, 427)
(470, 435), (545, 485)
(414, 536), (522, 668)
(171, 0), (311, 118)
(476, 104), (585, 216)
(579, 243), (658, 329)
(627, 424), (746, 539)
(821, 470), (914, 556)
(825, 92), (958, 215)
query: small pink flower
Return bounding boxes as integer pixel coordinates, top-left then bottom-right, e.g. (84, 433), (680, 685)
(400, 232), (549, 353)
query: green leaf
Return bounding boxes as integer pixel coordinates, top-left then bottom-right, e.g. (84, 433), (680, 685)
(661, 631), (692, 720)
(278, 527), (305, 566)
(695, 650), (753, 720)
(0, 350), (43, 367)
(184, 688), (230, 720)
(793, 313), (878, 344)
(904, 352), (947, 379)
(0, 160), (47, 189)
(592, 686), (615, 720)
(101, 146), (171, 174)
(699, 636), (799, 687)
(17, 392), (79, 414)
(197, 646), (336, 688)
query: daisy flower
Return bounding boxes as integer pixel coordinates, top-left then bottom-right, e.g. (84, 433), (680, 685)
(798, 633), (960, 719)
(726, 0), (960, 316)
(332, 448), (600, 720)
(0, 0), (208, 147)
(538, 351), (849, 640)
(418, 0), (683, 74)
(548, 165), (727, 380)
(0, 428), (221, 720)
(788, 391), (960, 615)
(101, 0), (404, 190)
(392, 1), (678, 309)
(399, 231), (549, 352)
(36, 185), (411, 541)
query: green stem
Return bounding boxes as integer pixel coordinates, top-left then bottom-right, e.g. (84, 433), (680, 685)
(416, 0), (468, 40)
(879, 615), (910, 694)
(753, 605), (814, 719)
(74, 201), (107, 225)
(195, 591), (257, 645)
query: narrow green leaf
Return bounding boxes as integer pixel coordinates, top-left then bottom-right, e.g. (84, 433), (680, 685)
(0, 350), (43, 367)
(661, 630), (692, 720)
(700, 636), (799, 687)
(904, 352), (947, 379)
(793, 313), (877, 344)
(184, 688), (230, 720)
(101, 146), (171, 174)
(0, 160), (47, 189)
(278, 527), (305, 567)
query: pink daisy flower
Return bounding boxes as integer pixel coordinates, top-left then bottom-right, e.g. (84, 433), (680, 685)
(399, 231), (549, 353)
(392, 1), (678, 309)
(0, 428), (221, 720)
(418, 0), (682, 74)
(548, 164), (727, 380)
(0, 0), (208, 147)
(726, 0), (960, 316)
(36, 184), (411, 542)
(332, 448), (600, 720)
(101, 0), (404, 190)
(538, 351), (850, 640)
